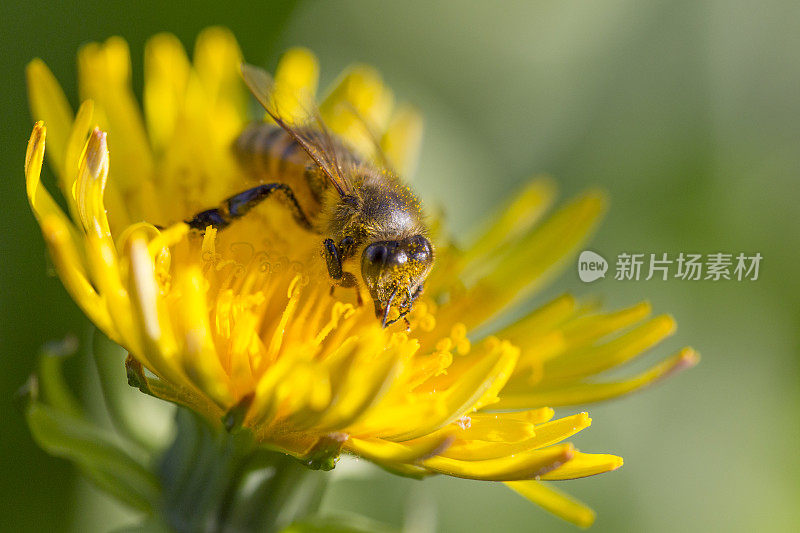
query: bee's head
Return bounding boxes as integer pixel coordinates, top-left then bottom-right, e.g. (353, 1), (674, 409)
(361, 235), (434, 325)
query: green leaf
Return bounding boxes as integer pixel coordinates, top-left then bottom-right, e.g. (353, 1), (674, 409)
(26, 401), (161, 513)
(281, 513), (399, 533)
(37, 335), (82, 416)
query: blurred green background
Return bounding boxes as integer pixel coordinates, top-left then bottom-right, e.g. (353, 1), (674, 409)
(1, 1), (798, 531)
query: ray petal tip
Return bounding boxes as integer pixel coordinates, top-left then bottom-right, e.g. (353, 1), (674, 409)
(25, 122), (46, 181)
(677, 347), (700, 368)
(85, 127), (109, 174)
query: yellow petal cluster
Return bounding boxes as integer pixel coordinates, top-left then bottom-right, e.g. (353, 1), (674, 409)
(24, 27), (697, 527)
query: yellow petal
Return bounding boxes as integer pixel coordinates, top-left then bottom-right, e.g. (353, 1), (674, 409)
(63, 100), (95, 221)
(272, 47), (319, 123)
(380, 105), (423, 177)
(560, 300), (652, 348)
(540, 451), (623, 480)
(451, 412), (536, 443)
(83, 232), (140, 356)
(321, 64), (394, 157)
(317, 350), (409, 432)
(383, 339), (518, 441)
(505, 480), (596, 528)
(420, 443), (574, 481)
(193, 27), (243, 104)
(40, 214), (113, 337)
(26, 59), (73, 180)
(462, 177), (557, 270)
(487, 191), (606, 295)
(441, 413), (591, 461)
(499, 407), (556, 425)
(347, 430), (455, 464)
(25, 123), (66, 224)
(126, 233), (188, 392)
(426, 178), (556, 296)
(497, 293), (578, 342)
(78, 37), (156, 221)
(437, 191), (606, 331)
(192, 26), (245, 144)
(541, 314), (676, 382)
(174, 266), (233, 406)
(128, 236), (165, 344)
(74, 128), (111, 239)
(19, 38), (695, 521)
(144, 32), (190, 151)
(495, 347), (699, 408)
(528, 413), (592, 448)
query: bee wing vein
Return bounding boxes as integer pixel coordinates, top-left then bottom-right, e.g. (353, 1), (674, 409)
(240, 62), (352, 197)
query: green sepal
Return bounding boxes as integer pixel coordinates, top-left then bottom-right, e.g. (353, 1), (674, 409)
(300, 433), (348, 471)
(125, 353), (225, 422)
(26, 401), (160, 513)
(222, 392), (254, 432)
(125, 354), (154, 396)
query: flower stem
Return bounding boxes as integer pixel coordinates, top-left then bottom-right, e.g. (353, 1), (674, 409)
(158, 409), (328, 533)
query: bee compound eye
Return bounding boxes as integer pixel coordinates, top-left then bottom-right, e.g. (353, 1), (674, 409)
(391, 249), (408, 266)
(406, 235), (432, 262)
(363, 242), (389, 265)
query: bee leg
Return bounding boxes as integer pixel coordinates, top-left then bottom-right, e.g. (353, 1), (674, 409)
(339, 236), (355, 257)
(380, 288), (399, 328)
(329, 279), (363, 305)
(323, 238), (344, 279)
(186, 183), (312, 231)
(323, 238), (363, 305)
(384, 309), (411, 330)
(384, 287), (411, 329)
(339, 273), (363, 306)
(185, 209), (231, 231)
(383, 286), (419, 330)
(411, 283), (424, 301)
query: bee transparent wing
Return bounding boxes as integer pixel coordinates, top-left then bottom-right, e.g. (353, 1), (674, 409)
(240, 63), (352, 197)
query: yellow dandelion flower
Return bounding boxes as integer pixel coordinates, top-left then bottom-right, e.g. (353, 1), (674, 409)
(24, 27), (697, 528)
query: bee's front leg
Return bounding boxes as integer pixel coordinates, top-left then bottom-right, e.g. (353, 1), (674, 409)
(323, 238), (363, 306)
(186, 183), (313, 232)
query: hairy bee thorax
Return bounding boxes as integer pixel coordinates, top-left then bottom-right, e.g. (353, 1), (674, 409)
(323, 169), (427, 248)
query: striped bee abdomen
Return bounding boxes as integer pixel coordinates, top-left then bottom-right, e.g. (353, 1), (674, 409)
(233, 122), (329, 215)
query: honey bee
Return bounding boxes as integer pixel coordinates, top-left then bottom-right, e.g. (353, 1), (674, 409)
(186, 63), (433, 327)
